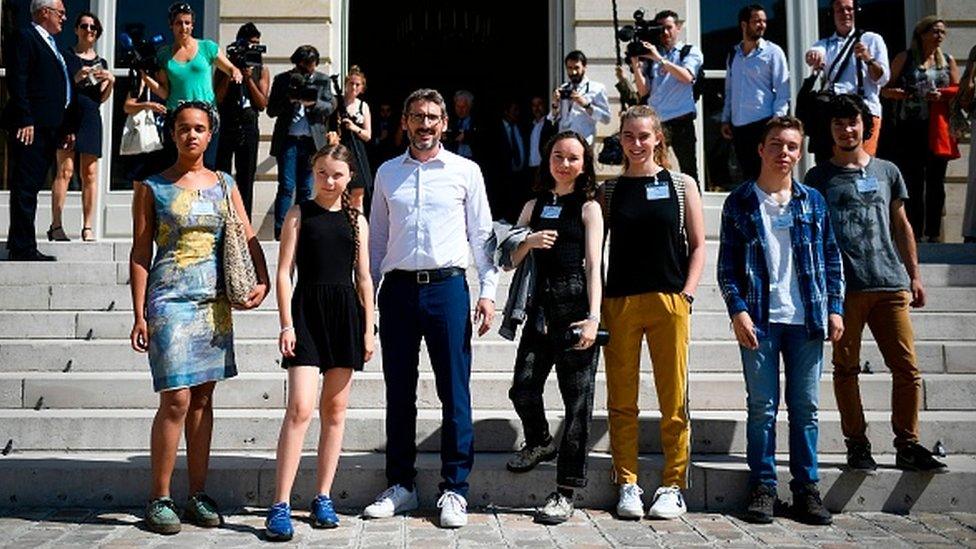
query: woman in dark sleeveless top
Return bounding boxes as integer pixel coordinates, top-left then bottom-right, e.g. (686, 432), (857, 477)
(883, 16), (960, 241)
(268, 144), (374, 540)
(504, 131), (604, 524)
(601, 105), (705, 521)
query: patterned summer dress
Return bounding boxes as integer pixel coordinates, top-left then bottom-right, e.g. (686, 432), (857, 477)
(143, 172), (237, 392)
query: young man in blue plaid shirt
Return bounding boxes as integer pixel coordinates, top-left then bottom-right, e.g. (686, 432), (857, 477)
(717, 116), (845, 526)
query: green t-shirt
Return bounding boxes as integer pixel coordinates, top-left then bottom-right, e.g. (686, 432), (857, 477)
(157, 39), (219, 110)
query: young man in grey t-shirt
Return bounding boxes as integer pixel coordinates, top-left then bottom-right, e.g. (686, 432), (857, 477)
(804, 94), (946, 473)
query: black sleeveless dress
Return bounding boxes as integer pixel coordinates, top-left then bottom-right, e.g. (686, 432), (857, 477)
(283, 201), (364, 371)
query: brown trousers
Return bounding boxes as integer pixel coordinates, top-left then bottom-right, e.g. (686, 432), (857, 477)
(832, 290), (921, 448)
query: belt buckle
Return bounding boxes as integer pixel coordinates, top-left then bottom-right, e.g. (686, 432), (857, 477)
(416, 271), (431, 284)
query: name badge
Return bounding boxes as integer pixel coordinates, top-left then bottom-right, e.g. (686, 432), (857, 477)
(856, 177), (879, 193)
(191, 201), (217, 216)
(540, 205), (563, 219)
(772, 214), (793, 230)
(645, 183), (670, 201)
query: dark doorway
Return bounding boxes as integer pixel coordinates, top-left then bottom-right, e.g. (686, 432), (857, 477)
(348, 1), (550, 123)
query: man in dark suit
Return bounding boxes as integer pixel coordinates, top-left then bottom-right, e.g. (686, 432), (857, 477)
(2, 0), (74, 261)
(485, 99), (530, 224)
(445, 90), (479, 162)
(266, 45), (336, 240)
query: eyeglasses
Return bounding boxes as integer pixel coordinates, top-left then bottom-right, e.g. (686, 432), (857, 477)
(45, 6), (66, 17)
(406, 112), (444, 124)
(78, 23), (100, 32)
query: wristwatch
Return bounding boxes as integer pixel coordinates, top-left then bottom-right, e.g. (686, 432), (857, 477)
(680, 292), (695, 305)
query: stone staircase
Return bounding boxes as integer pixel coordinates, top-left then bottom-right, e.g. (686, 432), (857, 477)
(1, 193), (975, 513)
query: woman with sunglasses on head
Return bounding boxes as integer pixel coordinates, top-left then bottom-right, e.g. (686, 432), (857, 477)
(129, 101), (269, 535)
(140, 2), (243, 169)
(48, 11), (113, 242)
(883, 16), (961, 242)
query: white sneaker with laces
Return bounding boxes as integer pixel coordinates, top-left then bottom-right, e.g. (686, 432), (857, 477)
(362, 484), (419, 519)
(437, 490), (468, 528)
(646, 485), (686, 519)
(616, 483), (644, 520)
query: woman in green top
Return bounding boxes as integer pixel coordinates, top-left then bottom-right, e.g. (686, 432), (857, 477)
(141, 2), (242, 167)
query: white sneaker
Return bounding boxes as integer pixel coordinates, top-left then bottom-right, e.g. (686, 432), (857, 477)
(646, 486), (686, 519)
(616, 483), (644, 520)
(362, 484), (419, 519)
(437, 490), (467, 528)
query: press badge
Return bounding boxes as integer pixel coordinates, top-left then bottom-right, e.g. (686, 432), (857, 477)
(191, 201), (218, 216)
(856, 176), (879, 193)
(645, 182), (670, 200)
(772, 214), (793, 230)
(541, 205), (563, 219)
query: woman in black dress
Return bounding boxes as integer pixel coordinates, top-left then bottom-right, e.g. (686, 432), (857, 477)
(48, 11), (114, 242)
(334, 66), (374, 217)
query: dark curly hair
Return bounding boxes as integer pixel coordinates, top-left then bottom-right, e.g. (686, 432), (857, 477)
(534, 130), (597, 200)
(169, 100), (220, 134)
(826, 93), (875, 141)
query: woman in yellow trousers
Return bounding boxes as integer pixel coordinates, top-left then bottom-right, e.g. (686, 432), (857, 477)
(600, 106), (706, 520)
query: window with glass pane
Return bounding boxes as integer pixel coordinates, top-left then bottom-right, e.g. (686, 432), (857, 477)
(114, 0), (206, 69)
(699, 1), (789, 190)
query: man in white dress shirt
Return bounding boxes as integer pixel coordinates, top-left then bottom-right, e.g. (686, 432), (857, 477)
(548, 50), (611, 145)
(805, 0), (889, 160)
(363, 88), (499, 529)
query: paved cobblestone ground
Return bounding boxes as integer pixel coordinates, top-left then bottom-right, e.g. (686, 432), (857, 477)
(2, 507), (975, 548)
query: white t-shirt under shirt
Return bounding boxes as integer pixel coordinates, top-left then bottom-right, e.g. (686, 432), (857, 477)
(755, 183), (806, 325)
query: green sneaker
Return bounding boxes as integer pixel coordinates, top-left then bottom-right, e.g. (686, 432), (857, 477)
(185, 492), (222, 527)
(145, 497), (182, 535)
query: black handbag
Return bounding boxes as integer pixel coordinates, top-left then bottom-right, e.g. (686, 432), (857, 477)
(795, 31), (865, 150)
(598, 133), (624, 165)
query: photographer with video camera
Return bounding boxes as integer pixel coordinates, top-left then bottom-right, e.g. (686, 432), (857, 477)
(138, 2), (243, 169)
(547, 50), (611, 146)
(213, 22), (269, 221)
(630, 9), (703, 183)
(267, 45), (336, 240)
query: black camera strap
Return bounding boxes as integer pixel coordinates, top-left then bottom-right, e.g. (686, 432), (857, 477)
(823, 30), (864, 92)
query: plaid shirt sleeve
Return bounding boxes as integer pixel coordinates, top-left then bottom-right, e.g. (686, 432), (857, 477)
(818, 194), (846, 316)
(717, 198), (748, 318)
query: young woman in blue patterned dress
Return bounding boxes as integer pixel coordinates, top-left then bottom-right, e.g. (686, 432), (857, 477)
(129, 102), (270, 535)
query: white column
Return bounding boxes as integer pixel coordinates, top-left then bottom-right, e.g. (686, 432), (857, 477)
(789, 0), (821, 176)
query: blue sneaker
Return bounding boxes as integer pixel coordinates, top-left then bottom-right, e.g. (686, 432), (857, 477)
(310, 494), (339, 528)
(265, 502), (294, 541)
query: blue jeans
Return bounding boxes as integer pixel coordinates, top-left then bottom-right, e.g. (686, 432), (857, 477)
(740, 323), (823, 488)
(378, 272), (474, 496)
(274, 136), (316, 237)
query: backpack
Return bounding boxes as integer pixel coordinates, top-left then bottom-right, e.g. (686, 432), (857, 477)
(680, 44), (706, 102)
(600, 171), (690, 257)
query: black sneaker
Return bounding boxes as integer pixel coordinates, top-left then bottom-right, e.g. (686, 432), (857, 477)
(742, 484), (776, 524)
(896, 442), (948, 473)
(846, 440), (878, 472)
(790, 483), (832, 525)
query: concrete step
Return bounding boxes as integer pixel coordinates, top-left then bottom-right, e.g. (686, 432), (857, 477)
(4, 283), (976, 314)
(2, 310), (974, 341)
(1, 408), (973, 454)
(2, 259), (974, 287)
(2, 339), (972, 374)
(4, 372), (973, 412)
(1, 450), (972, 512)
(3, 244), (975, 287)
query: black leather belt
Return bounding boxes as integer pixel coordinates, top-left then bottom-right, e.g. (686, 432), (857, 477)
(387, 267), (465, 284)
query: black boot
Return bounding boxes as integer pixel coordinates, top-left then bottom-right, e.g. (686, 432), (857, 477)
(846, 440), (878, 472)
(742, 484), (776, 524)
(896, 442), (948, 473)
(790, 482), (832, 525)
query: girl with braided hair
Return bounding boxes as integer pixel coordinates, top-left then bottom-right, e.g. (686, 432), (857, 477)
(266, 144), (374, 540)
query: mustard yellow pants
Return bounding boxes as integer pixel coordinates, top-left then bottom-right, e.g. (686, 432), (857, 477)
(603, 292), (691, 488)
